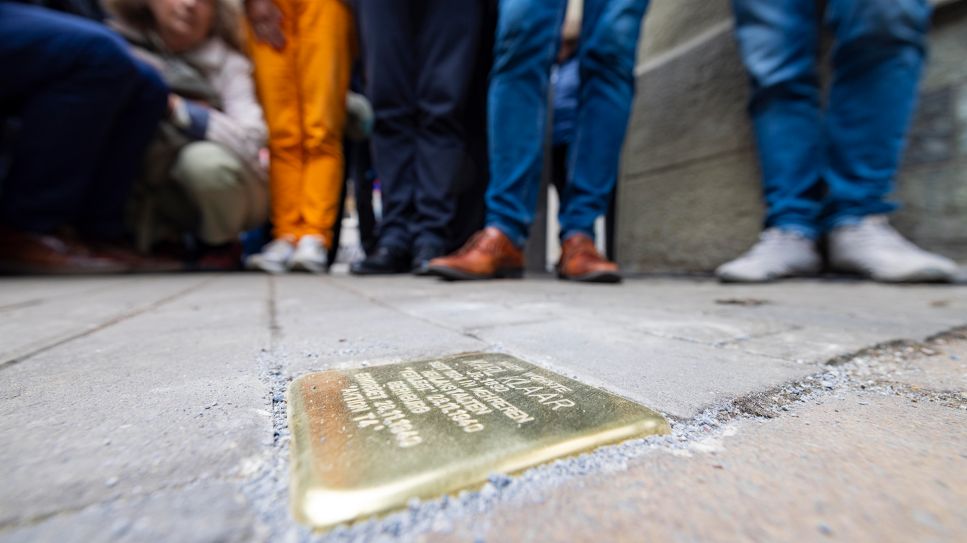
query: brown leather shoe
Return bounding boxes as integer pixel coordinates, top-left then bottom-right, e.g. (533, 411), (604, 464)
(0, 226), (130, 274)
(427, 227), (524, 280)
(558, 233), (621, 283)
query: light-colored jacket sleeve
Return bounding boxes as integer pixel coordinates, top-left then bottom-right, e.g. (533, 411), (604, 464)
(206, 47), (268, 175)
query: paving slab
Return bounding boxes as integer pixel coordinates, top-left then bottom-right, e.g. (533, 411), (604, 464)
(0, 275), (271, 528)
(845, 334), (967, 395)
(548, 280), (967, 363)
(0, 274), (965, 543)
(423, 392), (967, 543)
(0, 275), (214, 366)
(273, 275), (484, 375)
(338, 277), (967, 348)
(351, 279), (796, 346)
(325, 276), (578, 333)
(0, 276), (124, 308)
(315, 277), (967, 418)
(471, 316), (808, 419)
(0, 481), (260, 543)
(571, 280), (965, 339)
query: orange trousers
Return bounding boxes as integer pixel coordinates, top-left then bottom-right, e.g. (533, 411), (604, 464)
(249, 0), (354, 247)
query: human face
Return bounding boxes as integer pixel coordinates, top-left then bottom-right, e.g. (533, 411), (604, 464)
(149, 0), (215, 53)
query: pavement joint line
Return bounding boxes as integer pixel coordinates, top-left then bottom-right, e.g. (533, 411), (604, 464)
(0, 298), (44, 312)
(303, 324), (967, 543)
(721, 326), (967, 418)
(268, 274), (282, 346)
(617, 323), (803, 364)
(722, 345), (817, 364)
(711, 324), (806, 348)
(926, 324), (967, 344)
(238, 274), (313, 542)
(822, 324), (967, 368)
(0, 275), (219, 370)
(539, 303), (810, 363)
(0, 277), (122, 312)
(238, 347), (298, 542)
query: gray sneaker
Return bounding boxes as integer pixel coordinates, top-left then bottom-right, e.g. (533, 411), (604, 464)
(716, 228), (821, 283)
(291, 235), (328, 274)
(245, 238), (295, 274)
(828, 215), (958, 282)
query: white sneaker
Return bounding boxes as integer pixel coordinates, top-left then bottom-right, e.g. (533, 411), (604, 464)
(828, 215), (958, 282)
(245, 238), (295, 274)
(291, 235), (328, 274)
(716, 228), (821, 283)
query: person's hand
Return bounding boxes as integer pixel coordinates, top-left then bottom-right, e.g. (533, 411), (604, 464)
(168, 94), (190, 129)
(167, 94), (183, 118)
(246, 0), (285, 51)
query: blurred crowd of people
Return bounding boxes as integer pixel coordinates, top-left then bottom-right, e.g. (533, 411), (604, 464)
(0, 0), (959, 283)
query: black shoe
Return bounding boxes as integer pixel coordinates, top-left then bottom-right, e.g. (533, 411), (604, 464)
(411, 244), (444, 276)
(350, 246), (411, 275)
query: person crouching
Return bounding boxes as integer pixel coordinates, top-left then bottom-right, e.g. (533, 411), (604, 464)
(106, 0), (269, 270)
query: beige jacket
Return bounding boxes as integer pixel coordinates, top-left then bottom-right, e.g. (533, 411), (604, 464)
(180, 38), (267, 176)
(112, 21), (268, 178)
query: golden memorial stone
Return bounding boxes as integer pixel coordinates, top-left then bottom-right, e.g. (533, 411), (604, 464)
(287, 353), (670, 530)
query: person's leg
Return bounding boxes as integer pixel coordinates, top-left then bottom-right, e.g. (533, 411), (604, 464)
(822, 0), (930, 227)
(731, 0), (824, 238)
(245, 0), (302, 273)
(0, 3), (157, 235)
(78, 58), (167, 240)
(169, 142), (265, 245)
(297, 0), (354, 249)
(350, 0), (420, 274)
(717, 0), (825, 283)
(249, 0), (303, 242)
(550, 144), (568, 199)
(558, 0), (648, 244)
(483, 0), (567, 248)
(351, 141), (378, 255)
(410, 0), (484, 259)
(446, 1), (494, 253)
(426, 0), (563, 281)
(355, 0), (418, 255)
(823, 0), (956, 282)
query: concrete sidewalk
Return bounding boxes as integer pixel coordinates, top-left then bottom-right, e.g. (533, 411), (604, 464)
(0, 274), (964, 542)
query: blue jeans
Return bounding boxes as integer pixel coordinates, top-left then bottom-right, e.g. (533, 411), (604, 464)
(0, 2), (167, 239)
(486, 0), (650, 247)
(732, 0), (932, 238)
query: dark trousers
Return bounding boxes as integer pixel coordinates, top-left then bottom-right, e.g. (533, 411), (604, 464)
(348, 140), (378, 255)
(0, 2), (167, 239)
(355, 0), (485, 253)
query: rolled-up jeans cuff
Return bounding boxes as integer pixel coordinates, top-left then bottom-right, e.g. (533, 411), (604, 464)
(561, 228), (595, 243)
(824, 207), (896, 232)
(486, 220), (526, 249)
(770, 221), (820, 240)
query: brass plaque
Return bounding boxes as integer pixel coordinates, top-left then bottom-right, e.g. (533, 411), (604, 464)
(288, 353), (669, 529)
